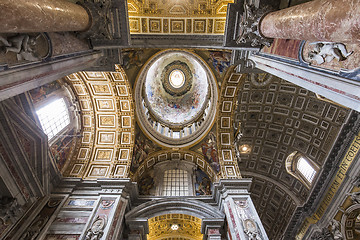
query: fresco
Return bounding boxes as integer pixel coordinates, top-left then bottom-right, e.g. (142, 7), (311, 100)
(144, 51), (209, 125)
(207, 50), (231, 75)
(29, 80), (61, 104)
(121, 50), (144, 69)
(201, 132), (220, 173)
(138, 170), (156, 195)
(130, 132), (159, 173)
(194, 168), (212, 196)
(50, 129), (76, 171)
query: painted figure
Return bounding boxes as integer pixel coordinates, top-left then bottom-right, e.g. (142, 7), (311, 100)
(201, 132), (220, 173)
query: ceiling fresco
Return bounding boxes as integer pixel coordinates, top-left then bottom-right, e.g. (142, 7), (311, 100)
(127, 0), (233, 34)
(134, 49), (219, 148)
(144, 51), (209, 125)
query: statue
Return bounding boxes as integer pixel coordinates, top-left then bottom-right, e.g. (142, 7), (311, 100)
(234, 122), (243, 162)
(308, 42), (353, 65)
(346, 191), (360, 204)
(0, 197), (22, 223)
(329, 219), (343, 240)
(0, 34), (41, 61)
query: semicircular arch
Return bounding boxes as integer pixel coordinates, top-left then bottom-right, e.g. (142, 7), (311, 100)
(132, 149), (218, 183)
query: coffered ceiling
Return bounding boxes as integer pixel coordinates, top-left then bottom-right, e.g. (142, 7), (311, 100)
(127, 0), (232, 34)
(233, 73), (350, 239)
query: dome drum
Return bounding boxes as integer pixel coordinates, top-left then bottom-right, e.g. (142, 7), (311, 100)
(135, 50), (218, 148)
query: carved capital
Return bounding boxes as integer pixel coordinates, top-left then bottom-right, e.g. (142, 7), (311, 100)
(78, 0), (113, 40)
(236, 3), (273, 47)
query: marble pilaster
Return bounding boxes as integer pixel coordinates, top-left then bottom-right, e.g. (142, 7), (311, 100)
(214, 179), (268, 240)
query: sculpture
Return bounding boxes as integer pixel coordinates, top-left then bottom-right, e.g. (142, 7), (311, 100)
(347, 191), (360, 204)
(234, 122), (243, 162)
(329, 219), (343, 240)
(243, 219), (263, 240)
(0, 197), (22, 223)
(0, 34), (41, 61)
(308, 42), (353, 65)
(85, 216), (106, 240)
(236, 3), (273, 47)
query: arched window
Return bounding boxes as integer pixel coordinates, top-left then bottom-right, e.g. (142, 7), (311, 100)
(31, 81), (80, 144)
(297, 156), (317, 183)
(36, 98), (70, 140)
(154, 160), (195, 196)
(162, 169), (189, 196)
(285, 151), (319, 188)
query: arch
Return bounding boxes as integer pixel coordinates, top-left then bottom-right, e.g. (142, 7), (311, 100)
(125, 198), (225, 236)
(126, 198), (224, 220)
(132, 149), (218, 183)
(63, 66), (135, 179)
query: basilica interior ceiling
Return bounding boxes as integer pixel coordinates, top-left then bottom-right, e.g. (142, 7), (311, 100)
(127, 0), (231, 34)
(21, 46), (351, 239)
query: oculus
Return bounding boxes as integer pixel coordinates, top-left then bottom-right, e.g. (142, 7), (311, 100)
(160, 60), (193, 97)
(169, 69), (185, 88)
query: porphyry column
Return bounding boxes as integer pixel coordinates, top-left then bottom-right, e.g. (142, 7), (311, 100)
(260, 0), (360, 43)
(0, 0), (90, 33)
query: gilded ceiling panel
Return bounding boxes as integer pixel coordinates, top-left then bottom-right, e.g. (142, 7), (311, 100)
(216, 68), (244, 179)
(63, 66), (135, 179)
(127, 0), (233, 34)
(132, 149), (217, 183)
(148, 214), (203, 240)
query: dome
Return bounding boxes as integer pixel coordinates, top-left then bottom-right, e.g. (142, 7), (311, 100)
(135, 50), (218, 148)
(144, 51), (210, 126)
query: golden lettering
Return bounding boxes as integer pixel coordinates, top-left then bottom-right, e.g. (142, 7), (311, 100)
(296, 131), (360, 238)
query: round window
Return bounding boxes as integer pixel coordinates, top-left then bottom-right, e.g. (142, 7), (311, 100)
(169, 69), (185, 88)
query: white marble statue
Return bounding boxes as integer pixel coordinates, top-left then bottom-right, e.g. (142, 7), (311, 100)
(308, 42), (353, 65)
(0, 34), (41, 61)
(329, 219), (343, 240)
(347, 191), (360, 204)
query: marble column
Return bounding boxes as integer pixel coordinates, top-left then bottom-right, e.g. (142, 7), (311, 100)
(0, 0), (90, 33)
(260, 0), (360, 43)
